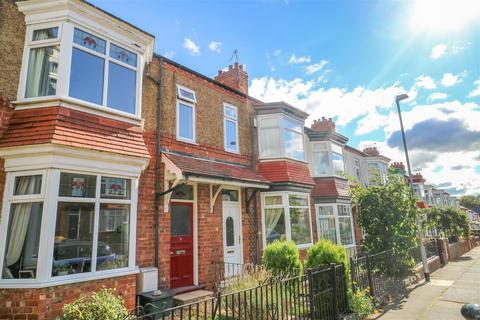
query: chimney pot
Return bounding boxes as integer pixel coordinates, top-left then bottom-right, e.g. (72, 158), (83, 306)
(229, 65), (233, 70)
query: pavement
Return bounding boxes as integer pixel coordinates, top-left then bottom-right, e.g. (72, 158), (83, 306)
(375, 246), (480, 320)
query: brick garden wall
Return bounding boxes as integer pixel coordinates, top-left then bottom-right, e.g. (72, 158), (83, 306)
(0, 274), (136, 320)
(447, 239), (470, 261)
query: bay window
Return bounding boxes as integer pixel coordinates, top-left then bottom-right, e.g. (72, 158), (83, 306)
(367, 161), (388, 184)
(0, 169), (137, 286)
(25, 27), (60, 98)
(258, 116), (305, 161)
(262, 192), (312, 248)
(316, 203), (355, 247)
(311, 142), (345, 177)
(2, 173), (45, 279)
(331, 144), (345, 176)
(19, 21), (146, 117)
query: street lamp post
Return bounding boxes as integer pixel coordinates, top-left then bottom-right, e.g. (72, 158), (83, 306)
(395, 93), (430, 282)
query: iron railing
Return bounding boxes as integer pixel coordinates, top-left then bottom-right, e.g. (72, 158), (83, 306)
(134, 264), (348, 320)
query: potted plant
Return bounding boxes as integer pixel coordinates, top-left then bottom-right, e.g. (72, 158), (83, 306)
(54, 264), (73, 276)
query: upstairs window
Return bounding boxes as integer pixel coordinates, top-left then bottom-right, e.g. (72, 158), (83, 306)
(25, 27), (60, 98)
(70, 28), (137, 114)
(258, 116), (305, 161)
(176, 85), (196, 143)
(311, 142), (344, 177)
(21, 23), (144, 117)
(331, 144), (345, 176)
(312, 143), (330, 176)
(224, 104), (238, 153)
(354, 159), (362, 181)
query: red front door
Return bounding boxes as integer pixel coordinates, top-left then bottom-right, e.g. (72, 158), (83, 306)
(170, 202), (194, 288)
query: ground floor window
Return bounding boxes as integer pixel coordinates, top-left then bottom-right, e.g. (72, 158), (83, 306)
(262, 192), (312, 248)
(1, 169), (137, 284)
(316, 203), (354, 246)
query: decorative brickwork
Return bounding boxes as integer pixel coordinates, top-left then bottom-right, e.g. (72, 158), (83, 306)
(0, 106), (150, 158)
(310, 117), (336, 132)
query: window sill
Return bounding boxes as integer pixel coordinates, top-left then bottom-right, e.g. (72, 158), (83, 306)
(13, 96), (142, 125)
(0, 267), (139, 289)
(259, 156), (309, 164)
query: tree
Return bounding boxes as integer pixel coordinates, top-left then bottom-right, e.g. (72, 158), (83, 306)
(424, 206), (470, 241)
(351, 169), (419, 256)
(460, 195), (480, 212)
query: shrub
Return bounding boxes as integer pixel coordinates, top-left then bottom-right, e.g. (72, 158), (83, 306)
(424, 206), (471, 240)
(349, 288), (375, 320)
(58, 288), (133, 320)
(305, 239), (349, 274)
(262, 240), (302, 276)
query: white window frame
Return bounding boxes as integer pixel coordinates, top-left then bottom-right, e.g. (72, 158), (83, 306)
(0, 169), (138, 288)
(17, 21), (145, 120)
(176, 96), (196, 144)
(261, 191), (313, 249)
(257, 114), (306, 162)
(223, 103), (239, 153)
(310, 142), (345, 178)
(315, 202), (355, 248)
(354, 158), (362, 181)
(177, 84), (197, 104)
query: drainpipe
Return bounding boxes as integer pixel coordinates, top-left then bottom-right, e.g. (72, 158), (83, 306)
(148, 57), (164, 269)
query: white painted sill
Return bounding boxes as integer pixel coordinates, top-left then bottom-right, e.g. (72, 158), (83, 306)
(0, 267), (139, 289)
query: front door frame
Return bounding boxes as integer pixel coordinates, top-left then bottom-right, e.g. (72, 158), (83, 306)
(169, 182), (198, 286)
(222, 187), (244, 267)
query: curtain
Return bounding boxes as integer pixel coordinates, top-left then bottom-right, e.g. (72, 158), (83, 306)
(265, 208), (284, 241)
(260, 127), (281, 157)
(5, 176), (38, 267)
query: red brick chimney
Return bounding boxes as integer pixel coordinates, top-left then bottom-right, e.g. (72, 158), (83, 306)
(391, 162), (406, 174)
(363, 146), (380, 157)
(215, 62), (248, 95)
(310, 117), (336, 132)
(412, 173), (425, 183)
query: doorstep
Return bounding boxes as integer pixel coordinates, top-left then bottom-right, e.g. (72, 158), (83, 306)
(174, 289), (214, 305)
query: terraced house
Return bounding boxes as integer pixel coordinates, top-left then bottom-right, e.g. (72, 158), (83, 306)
(0, 0), (394, 318)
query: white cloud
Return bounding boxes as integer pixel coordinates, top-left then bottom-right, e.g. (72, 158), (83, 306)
(305, 60), (328, 74)
(273, 49), (282, 56)
(428, 92), (447, 101)
(208, 41), (222, 53)
(163, 51), (175, 59)
(183, 38), (200, 55)
(468, 79), (480, 97)
(431, 44), (447, 59)
(414, 75), (436, 89)
(288, 54), (311, 64)
(441, 72), (467, 87)
(249, 76), (407, 135)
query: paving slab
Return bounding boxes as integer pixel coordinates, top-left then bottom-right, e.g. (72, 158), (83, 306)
(377, 246), (480, 320)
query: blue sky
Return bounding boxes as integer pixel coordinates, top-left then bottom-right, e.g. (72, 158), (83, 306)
(90, 0), (480, 195)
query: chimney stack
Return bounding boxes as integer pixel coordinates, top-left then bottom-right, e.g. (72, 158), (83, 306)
(412, 173), (425, 183)
(391, 162), (406, 174)
(363, 146), (380, 157)
(215, 62), (248, 95)
(310, 117), (336, 132)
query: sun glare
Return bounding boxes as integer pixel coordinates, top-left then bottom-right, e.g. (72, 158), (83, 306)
(410, 0), (480, 33)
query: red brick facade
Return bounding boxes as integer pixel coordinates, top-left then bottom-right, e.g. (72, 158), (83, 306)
(0, 275), (136, 320)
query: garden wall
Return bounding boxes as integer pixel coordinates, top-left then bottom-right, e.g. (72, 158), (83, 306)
(447, 240), (470, 261)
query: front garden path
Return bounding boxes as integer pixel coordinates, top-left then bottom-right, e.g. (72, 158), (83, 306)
(375, 246), (480, 320)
